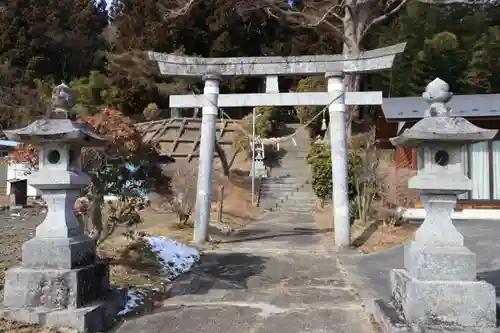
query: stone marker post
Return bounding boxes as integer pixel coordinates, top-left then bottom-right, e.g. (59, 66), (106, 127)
(0, 83), (123, 332)
(374, 78), (498, 333)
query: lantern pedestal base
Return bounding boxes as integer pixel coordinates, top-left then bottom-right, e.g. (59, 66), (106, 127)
(0, 262), (126, 332)
(0, 289), (125, 333)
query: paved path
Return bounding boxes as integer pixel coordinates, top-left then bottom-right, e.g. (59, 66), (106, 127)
(115, 123), (373, 333)
(115, 211), (373, 333)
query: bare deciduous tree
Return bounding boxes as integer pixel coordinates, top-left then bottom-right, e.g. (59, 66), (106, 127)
(251, 0), (410, 122)
(158, 0), (197, 19)
(154, 163), (198, 227)
(417, 0), (471, 3)
(349, 131), (418, 226)
(350, 129), (380, 224)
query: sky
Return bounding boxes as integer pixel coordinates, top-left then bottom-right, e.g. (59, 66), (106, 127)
(104, 0), (112, 10)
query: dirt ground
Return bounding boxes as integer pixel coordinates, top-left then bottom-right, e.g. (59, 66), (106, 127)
(0, 321), (64, 333)
(0, 171), (260, 278)
(100, 170), (261, 288)
(0, 207), (43, 267)
(314, 205), (418, 253)
(0, 159), (261, 332)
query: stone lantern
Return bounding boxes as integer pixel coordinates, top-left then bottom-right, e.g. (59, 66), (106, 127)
(0, 83), (122, 332)
(374, 78), (498, 333)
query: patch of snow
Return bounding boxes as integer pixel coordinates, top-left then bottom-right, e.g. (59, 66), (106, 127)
(116, 237), (200, 316)
(143, 236), (200, 281)
(117, 288), (148, 315)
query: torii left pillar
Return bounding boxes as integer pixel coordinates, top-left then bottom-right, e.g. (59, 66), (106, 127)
(193, 73), (220, 245)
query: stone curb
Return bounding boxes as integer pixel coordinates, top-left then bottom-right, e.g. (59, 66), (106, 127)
(335, 248), (379, 315)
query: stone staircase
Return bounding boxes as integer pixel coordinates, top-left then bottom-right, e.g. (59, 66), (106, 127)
(258, 124), (317, 213)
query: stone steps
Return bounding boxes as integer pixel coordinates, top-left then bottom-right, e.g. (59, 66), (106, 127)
(260, 180), (303, 186)
(257, 124), (317, 211)
(283, 196), (316, 201)
(260, 187), (300, 194)
(260, 194), (317, 210)
(274, 206), (314, 214)
(260, 185), (301, 192)
(282, 200), (317, 207)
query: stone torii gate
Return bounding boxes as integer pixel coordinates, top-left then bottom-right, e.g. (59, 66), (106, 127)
(149, 42), (406, 247)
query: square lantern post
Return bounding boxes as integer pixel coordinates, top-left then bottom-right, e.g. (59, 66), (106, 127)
(0, 83), (124, 332)
(374, 78), (498, 333)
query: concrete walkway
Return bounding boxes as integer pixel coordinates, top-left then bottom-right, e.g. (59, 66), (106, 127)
(114, 211), (374, 333)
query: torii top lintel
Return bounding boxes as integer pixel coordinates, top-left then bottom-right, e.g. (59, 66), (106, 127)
(148, 43), (406, 77)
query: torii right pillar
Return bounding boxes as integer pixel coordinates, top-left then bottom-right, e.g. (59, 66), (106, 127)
(326, 71), (350, 247)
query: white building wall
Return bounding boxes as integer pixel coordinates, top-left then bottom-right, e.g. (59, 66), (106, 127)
(7, 163), (38, 197)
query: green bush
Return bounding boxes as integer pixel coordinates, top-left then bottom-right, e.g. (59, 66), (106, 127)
(307, 143), (363, 205)
(296, 77), (326, 139)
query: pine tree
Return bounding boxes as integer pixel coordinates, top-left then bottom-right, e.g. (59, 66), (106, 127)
(409, 32), (463, 95)
(462, 36), (491, 93)
(485, 26), (500, 92)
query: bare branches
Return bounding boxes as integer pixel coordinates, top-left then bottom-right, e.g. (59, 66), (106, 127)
(157, 163), (198, 226)
(416, 0), (473, 3)
(359, 0), (410, 40)
(233, 0), (347, 39)
(301, 0), (345, 24)
(238, 0), (410, 49)
(158, 0), (197, 19)
(283, 9), (347, 41)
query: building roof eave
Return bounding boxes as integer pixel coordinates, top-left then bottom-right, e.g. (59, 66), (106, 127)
(382, 94), (500, 121)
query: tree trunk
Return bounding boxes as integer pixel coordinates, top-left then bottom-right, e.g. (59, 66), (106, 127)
(342, 6), (362, 137)
(329, 4), (364, 247)
(88, 190), (105, 244)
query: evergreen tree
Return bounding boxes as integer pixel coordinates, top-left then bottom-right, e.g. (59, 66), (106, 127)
(485, 26), (500, 92)
(463, 36), (491, 93)
(410, 32), (464, 95)
(0, 0), (108, 82)
(111, 0), (171, 53)
(371, 2), (442, 97)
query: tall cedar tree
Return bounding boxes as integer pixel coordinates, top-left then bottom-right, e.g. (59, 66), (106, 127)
(110, 0), (170, 52)
(463, 36), (492, 94)
(369, 1), (500, 97)
(0, 0), (108, 83)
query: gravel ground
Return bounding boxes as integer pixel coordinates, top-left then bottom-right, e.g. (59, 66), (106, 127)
(0, 208), (44, 267)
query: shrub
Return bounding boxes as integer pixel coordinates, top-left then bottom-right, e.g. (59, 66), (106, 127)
(296, 77), (326, 139)
(143, 102), (161, 120)
(307, 143), (363, 207)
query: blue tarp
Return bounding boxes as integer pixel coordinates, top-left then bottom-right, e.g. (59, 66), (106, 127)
(119, 160), (172, 198)
(124, 163), (148, 198)
(0, 140), (19, 147)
